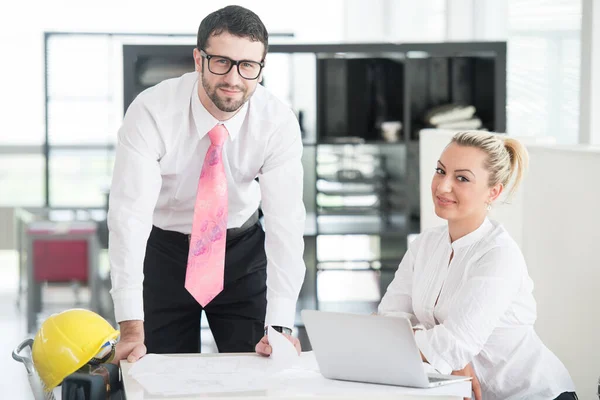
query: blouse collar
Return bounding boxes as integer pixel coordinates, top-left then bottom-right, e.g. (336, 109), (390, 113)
(446, 218), (494, 250)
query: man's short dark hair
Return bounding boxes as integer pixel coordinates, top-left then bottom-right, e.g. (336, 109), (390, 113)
(197, 5), (269, 59)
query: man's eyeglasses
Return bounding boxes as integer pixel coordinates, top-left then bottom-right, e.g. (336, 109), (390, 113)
(200, 49), (264, 80)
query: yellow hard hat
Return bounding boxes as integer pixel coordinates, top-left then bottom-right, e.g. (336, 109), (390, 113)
(32, 308), (120, 391)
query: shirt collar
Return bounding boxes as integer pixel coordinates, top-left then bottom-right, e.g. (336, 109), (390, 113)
(191, 80), (248, 142)
(446, 218), (494, 250)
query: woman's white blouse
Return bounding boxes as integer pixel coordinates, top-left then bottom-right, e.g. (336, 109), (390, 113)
(378, 218), (575, 400)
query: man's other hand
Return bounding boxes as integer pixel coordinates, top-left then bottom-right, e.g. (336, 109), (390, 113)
(255, 333), (301, 357)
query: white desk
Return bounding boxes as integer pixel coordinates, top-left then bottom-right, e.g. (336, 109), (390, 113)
(121, 353), (470, 400)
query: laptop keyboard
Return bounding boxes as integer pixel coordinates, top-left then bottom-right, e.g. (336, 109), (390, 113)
(428, 376), (448, 383)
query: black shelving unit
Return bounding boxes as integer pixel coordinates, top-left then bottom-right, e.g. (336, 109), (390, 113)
(121, 40), (507, 325)
(302, 42), (505, 317)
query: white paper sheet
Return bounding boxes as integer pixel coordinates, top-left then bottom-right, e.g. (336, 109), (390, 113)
(266, 326), (299, 370)
(128, 331), (305, 397)
(127, 350), (470, 397)
(289, 351), (320, 372)
(129, 354), (274, 395)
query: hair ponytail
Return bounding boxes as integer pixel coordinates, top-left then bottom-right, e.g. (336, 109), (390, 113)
(451, 131), (529, 202)
(502, 137), (529, 200)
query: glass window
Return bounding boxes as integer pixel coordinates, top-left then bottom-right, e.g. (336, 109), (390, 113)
(507, 0), (582, 144)
(0, 155), (45, 207)
(49, 149), (114, 208)
(48, 100), (117, 145)
(47, 34), (121, 146)
(0, 30), (45, 145)
(47, 35), (113, 98)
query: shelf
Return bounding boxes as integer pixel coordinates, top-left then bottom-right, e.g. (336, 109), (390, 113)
(316, 259), (401, 271)
(305, 211), (420, 235)
(316, 189), (385, 196)
(304, 213), (317, 236)
(316, 177), (386, 196)
(315, 214), (418, 236)
(316, 207), (384, 216)
(317, 267), (374, 272)
(315, 174), (386, 185)
(315, 140), (406, 146)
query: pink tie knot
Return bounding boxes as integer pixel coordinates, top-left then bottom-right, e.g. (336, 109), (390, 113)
(209, 124), (228, 146)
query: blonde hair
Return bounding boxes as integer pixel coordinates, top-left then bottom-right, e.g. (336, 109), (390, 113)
(451, 131), (529, 200)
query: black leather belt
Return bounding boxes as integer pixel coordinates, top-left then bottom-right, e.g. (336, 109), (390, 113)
(187, 209), (260, 242)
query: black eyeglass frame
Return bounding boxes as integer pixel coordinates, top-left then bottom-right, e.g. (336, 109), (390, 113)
(199, 49), (265, 80)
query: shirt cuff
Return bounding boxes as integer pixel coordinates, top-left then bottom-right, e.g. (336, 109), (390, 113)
(414, 330), (453, 375)
(265, 296), (297, 329)
(111, 287), (144, 323)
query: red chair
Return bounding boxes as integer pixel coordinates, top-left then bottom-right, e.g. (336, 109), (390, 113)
(25, 220), (100, 333)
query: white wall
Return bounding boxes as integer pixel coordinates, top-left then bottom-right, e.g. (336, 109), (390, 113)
(445, 0), (508, 41)
(522, 145), (600, 400)
(342, 0), (447, 43)
(579, 0), (600, 145)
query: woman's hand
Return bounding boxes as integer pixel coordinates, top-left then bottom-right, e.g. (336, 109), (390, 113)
(452, 363), (481, 400)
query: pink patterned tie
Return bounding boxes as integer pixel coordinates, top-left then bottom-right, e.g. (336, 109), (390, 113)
(185, 124), (229, 307)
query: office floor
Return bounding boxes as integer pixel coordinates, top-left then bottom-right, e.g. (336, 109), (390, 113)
(1, 250), (35, 399)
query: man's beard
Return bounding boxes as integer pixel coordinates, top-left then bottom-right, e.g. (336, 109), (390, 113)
(202, 75), (249, 113)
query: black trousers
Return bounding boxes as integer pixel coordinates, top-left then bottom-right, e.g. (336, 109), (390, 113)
(143, 222), (267, 354)
(554, 392), (578, 400)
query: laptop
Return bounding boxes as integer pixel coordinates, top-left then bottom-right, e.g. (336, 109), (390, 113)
(301, 309), (471, 388)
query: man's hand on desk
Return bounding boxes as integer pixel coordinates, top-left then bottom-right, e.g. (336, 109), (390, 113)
(255, 328), (301, 357)
(111, 320), (147, 364)
(452, 362), (481, 400)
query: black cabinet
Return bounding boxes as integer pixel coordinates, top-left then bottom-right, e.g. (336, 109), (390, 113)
(123, 45), (195, 115)
(317, 57), (405, 142)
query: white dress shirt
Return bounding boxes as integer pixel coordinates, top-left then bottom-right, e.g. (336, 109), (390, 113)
(108, 72), (306, 329)
(378, 218), (575, 400)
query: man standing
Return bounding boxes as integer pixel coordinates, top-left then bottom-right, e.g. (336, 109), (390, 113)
(108, 5), (305, 362)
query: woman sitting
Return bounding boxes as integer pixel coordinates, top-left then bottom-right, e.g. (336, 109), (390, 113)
(378, 131), (576, 400)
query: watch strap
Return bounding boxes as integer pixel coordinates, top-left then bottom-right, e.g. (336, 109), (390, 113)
(265, 325), (292, 336)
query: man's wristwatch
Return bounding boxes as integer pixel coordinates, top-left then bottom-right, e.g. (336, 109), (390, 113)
(265, 325), (292, 336)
